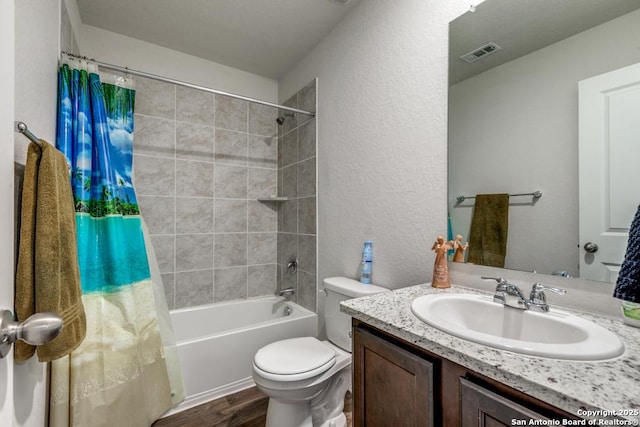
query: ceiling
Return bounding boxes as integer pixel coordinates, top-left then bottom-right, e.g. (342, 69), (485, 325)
(449, 0), (640, 84)
(76, 0), (360, 80)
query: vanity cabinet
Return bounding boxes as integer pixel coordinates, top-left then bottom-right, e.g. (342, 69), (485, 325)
(460, 378), (548, 426)
(352, 327), (434, 426)
(352, 321), (579, 427)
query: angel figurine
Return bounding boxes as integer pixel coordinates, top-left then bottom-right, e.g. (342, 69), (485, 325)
(452, 235), (469, 263)
(432, 235), (454, 288)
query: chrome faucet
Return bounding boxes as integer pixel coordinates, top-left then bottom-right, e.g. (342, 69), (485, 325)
(286, 257), (298, 274)
(278, 287), (295, 297)
(482, 277), (566, 312)
(483, 277), (530, 310)
(528, 283), (567, 312)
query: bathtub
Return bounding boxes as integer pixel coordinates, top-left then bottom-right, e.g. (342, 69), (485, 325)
(165, 296), (318, 415)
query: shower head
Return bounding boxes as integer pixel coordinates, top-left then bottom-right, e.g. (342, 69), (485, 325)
(276, 113), (295, 125)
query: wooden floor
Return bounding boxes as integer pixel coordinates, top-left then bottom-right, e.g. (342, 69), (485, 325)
(153, 387), (352, 427)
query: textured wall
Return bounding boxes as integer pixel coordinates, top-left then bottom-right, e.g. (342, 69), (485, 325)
(133, 76), (281, 309)
(14, 0), (60, 164)
(279, 0), (470, 290)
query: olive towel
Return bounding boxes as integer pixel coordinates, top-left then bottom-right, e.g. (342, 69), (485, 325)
(15, 140), (86, 362)
(467, 194), (509, 268)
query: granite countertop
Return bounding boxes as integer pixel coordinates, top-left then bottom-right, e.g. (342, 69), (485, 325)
(341, 284), (640, 423)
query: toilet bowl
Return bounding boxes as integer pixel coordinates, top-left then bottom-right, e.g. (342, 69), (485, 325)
(252, 277), (389, 427)
(253, 338), (351, 427)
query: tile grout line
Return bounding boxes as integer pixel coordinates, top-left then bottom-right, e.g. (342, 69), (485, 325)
(294, 91), (300, 305)
(212, 93), (217, 304)
(313, 80), (318, 313)
(245, 99), (250, 299)
(172, 84), (178, 310)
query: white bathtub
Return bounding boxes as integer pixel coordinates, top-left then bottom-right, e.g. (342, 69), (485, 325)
(165, 296), (318, 415)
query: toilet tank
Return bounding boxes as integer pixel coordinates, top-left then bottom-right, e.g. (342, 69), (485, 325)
(323, 277), (389, 352)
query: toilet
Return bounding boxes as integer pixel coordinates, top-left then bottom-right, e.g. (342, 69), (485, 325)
(252, 277), (389, 427)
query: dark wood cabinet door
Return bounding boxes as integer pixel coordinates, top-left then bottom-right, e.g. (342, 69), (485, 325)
(460, 378), (548, 426)
(353, 327), (434, 427)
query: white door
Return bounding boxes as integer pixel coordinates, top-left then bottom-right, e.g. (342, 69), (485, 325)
(0, 0), (16, 424)
(579, 62), (640, 282)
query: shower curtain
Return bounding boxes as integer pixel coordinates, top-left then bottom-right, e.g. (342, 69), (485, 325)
(51, 56), (184, 426)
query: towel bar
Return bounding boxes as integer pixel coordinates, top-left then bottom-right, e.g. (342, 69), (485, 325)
(15, 121), (43, 147)
(456, 191), (542, 203)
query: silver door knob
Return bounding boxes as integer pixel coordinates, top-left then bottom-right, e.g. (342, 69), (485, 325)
(583, 242), (599, 253)
(0, 309), (64, 358)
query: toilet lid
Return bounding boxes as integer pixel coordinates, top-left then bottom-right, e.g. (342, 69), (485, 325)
(254, 337), (336, 376)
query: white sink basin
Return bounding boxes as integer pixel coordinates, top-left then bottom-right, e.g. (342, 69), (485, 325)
(410, 294), (624, 361)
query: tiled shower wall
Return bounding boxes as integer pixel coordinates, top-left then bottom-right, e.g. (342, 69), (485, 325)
(133, 77), (281, 309)
(62, 1), (317, 312)
(277, 80), (318, 312)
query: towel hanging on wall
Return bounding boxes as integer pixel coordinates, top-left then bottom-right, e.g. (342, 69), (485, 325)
(15, 140), (86, 362)
(467, 193), (509, 268)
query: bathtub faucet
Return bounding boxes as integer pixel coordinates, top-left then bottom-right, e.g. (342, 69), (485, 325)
(286, 257), (298, 274)
(278, 287), (295, 297)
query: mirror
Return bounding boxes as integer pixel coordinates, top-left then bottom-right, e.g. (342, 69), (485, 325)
(448, 0), (640, 281)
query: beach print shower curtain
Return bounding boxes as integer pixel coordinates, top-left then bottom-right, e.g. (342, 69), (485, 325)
(51, 57), (183, 426)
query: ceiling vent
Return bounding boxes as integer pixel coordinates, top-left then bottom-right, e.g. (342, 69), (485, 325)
(459, 42), (501, 63)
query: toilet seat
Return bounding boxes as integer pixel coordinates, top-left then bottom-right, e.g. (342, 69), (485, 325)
(253, 337), (336, 382)
(253, 357), (336, 382)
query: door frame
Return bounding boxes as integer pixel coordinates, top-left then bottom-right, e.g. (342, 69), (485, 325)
(0, 0), (16, 423)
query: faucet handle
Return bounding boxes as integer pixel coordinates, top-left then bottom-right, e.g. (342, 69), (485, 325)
(482, 277), (510, 294)
(481, 276), (508, 285)
(529, 283), (566, 312)
(483, 277), (510, 305)
(531, 283), (567, 295)
(484, 277), (529, 309)
(286, 256), (298, 274)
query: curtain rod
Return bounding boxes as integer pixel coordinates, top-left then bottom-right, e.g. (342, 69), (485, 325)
(61, 51), (316, 117)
